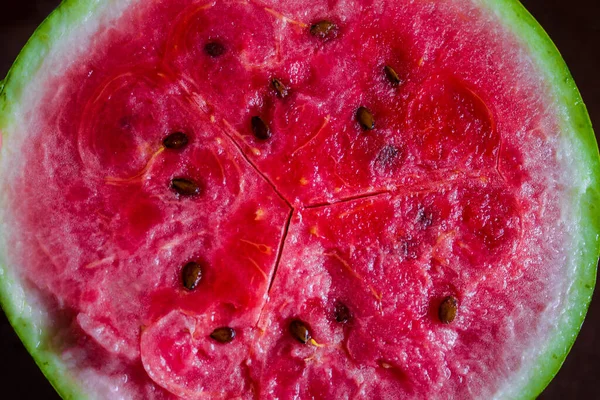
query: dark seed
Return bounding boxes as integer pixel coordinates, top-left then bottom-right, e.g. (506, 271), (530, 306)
(171, 178), (200, 196)
(438, 296), (458, 324)
(384, 65), (401, 86)
(334, 302), (351, 324)
(310, 20), (339, 41)
(162, 132), (189, 150)
(204, 41), (226, 57)
(289, 319), (311, 344)
(251, 116), (271, 141)
(210, 327), (236, 343)
(356, 106), (375, 130)
(271, 78), (289, 98)
(182, 262), (203, 290)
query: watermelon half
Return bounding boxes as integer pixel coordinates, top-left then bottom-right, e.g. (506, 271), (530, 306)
(0, 0), (598, 398)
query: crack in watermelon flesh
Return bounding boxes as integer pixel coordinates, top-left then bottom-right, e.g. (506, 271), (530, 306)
(3, 0), (578, 398)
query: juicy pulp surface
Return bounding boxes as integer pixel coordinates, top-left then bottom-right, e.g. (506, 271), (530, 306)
(0, 0), (586, 398)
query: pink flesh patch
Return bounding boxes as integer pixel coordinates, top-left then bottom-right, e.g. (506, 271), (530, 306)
(6, 0), (568, 398)
(256, 177), (522, 398)
(140, 310), (253, 398)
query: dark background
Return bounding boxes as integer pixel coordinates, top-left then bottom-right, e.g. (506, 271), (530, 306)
(0, 0), (598, 398)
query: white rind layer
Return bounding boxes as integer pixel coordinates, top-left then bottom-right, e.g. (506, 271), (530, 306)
(0, 1), (140, 398)
(479, 1), (598, 398)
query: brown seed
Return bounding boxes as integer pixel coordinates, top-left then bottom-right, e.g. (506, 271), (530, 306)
(251, 116), (272, 141)
(181, 262), (203, 290)
(289, 319), (311, 344)
(204, 41), (226, 57)
(310, 20), (339, 41)
(210, 327), (236, 343)
(271, 78), (289, 98)
(171, 178), (201, 196)
(334, 302), (351, 324)
(438, 296), (458, 324)
(162, 132), (189, 150)
(356, 106), (375, 130)
(384, 65), (401, 86)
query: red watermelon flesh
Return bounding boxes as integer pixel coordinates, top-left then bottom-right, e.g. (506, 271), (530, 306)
(256, 178), (524, 399)
(0, 0), (597, 399)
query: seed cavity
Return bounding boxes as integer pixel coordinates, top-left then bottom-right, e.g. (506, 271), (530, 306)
(271, 78), (289, 98)
(310, 20), (339, 41)
(384, 65), (401, 86)
(182, 261), (203, 290)
(289, 319), (311, 344)
(163, 132), (189, 150)
(210, 327), (236, 343)
(376, 145), (400, 168)
(417, 208), (433, 228)
(204, 41), (226, 57)
(438, 296), (458, 324)
(171, 178), (201, 196)
(356, 107), (375, 130)
(251, 116), (272, 141)
(119, 116), (132, 129)
(334, 302), (351, 324)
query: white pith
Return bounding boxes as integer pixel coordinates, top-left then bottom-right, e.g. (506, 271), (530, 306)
(0, 1), (140, 398)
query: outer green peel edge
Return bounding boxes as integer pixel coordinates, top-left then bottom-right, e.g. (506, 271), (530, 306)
(0, 1), (102, 399)
(0, 0), (104, 131)
(479, 1), (600, 399)
(0, 0), (598, 399)
(0, 272), (84, 400)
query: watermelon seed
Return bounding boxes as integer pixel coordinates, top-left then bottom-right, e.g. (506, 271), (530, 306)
(289, 319), (311, 344)
(438, 296), (458, 324)
(162, 132), (189, 150)
(251, 116), (272, 141)
(310, 20), (339, 41)
(384, 65), (401, 85)
(171, 178), (201, 196)
(210, 327), (236, 343)
(271, 78), (289, 98)
(204, 41), (226, 57)
(356, 107), (375, 130)
(334, 302), (351, 323)
(181, 262), (203, 290)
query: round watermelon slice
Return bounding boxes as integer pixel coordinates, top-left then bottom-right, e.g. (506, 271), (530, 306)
(0, 0), (598, 398)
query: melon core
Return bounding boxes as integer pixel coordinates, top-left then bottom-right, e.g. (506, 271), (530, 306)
(0, 0), (598, 399)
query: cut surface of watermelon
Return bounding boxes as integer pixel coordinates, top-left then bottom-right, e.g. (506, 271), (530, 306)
(0, 0), (598, 399)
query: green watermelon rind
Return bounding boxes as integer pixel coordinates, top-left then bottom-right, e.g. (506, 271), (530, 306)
(0, 3), (106, 399)
(480, 1), (600, 398)
(0, 0), (597, 399)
